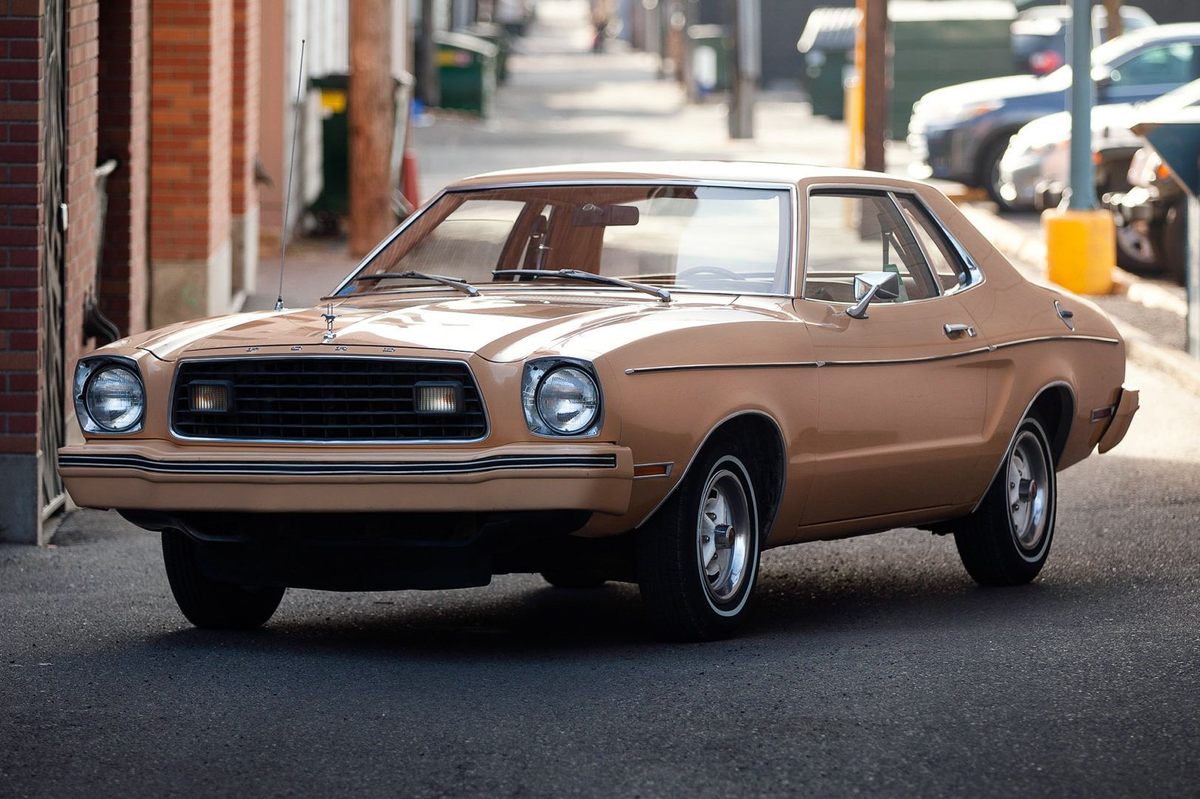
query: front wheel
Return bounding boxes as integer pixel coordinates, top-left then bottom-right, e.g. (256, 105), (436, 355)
(162, 529), (285, 629)
(955, 417), (1057, 585)
(636, 434), (763, 641)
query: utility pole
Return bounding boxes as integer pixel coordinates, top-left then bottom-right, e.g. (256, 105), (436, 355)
(1067, 0), (1095, 210)
(417, 0), (440, 109)
(729, 0), (760, 139)
(1103, 0), (1123, 40)
(1044, 0), (1114, 296)
(349, 0), (396, 257)
(859, 0), (888, 172)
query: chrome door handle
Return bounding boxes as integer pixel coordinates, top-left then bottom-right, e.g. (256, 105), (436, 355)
(1055, 300), (1075, 330)
(943, 323), (977, 338)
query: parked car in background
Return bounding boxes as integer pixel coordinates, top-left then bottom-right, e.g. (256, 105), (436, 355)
(998, 78), (1199, 212)
(1106, 146), (1188, 279)
(58, 162), (1137, 641)
(909, 23), (1200, 210)
(1012, 4), (1156, 76)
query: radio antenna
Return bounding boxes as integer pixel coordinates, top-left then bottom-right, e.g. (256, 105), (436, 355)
(275, 38), (306, 312)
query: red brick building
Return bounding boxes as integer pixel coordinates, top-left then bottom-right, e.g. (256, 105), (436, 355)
(0, 0), (263, 543)
(0, 0), (414, 543)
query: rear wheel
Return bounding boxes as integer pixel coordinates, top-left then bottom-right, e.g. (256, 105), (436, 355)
(1162, 200), (1187, 284)
(1115, 220), (1162, 273)
(955, 417), (1056, 585)
(162, 529), (285, 629)
(636, 433), (762, 641)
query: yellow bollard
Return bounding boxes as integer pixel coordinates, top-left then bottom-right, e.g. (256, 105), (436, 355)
(1043, 208), (1116, 295)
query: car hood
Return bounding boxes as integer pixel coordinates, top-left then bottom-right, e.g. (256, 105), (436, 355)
(1011, 103), (1139, 150)
(916, 74), (1048, 119)
(133, 292), (742, 363)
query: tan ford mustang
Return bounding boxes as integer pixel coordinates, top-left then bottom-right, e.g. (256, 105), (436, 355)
(59, 162), (1138, 640)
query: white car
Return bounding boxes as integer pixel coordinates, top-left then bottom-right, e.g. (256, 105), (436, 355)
(998, 79), (1200, 211)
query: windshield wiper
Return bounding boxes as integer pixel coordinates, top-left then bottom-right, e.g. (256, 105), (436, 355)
(347, 270), (480, 296)
(491, 269), (671, 303)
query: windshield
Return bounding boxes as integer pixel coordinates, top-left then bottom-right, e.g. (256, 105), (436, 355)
(337, 184), (792, 296)
(1040, 32), (1155, 87)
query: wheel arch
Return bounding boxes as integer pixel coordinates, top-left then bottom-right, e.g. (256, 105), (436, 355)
(971, 380), (1076, 514)
(1029, 382), (1075, 465)
(635, 410), (787, 539)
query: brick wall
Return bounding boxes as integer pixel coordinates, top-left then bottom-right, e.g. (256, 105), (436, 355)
(97, 0), (149, 336)
(62, 0), (100, 387)
(230, 0), (260, 296)
(148, 0), (234, 324)
(0, 0), (46, 459)
(231, 0), (259, 221)
(149, 0), (232, 261)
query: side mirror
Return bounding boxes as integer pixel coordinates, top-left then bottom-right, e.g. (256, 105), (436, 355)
(846, 271), (900, 319)
(1093, 66), (1114, 91)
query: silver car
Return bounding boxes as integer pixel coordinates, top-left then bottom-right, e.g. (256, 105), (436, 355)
(997, 78), (1200, 211)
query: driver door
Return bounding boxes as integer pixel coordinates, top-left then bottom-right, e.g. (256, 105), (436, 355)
(794, 190), (989, 526)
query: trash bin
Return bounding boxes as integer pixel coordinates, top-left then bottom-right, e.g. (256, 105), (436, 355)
(797, 7), (859, 120)
(890, 0), (1015, 139)
(686, 24), (733, 96)
(435, 31), (499, 118)
(309, 74), (351, 225)
(308, 72), (416, 227)
(463, 22), (512, 84)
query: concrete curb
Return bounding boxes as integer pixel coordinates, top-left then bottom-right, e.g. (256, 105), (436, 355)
(955, 202), (1200, 397)
(1113, 319), (1200, 398)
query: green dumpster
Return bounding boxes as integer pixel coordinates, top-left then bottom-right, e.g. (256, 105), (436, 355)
(307, 72), (415, 227)
(687, 24), (733, 96)
(309, 74), (350, 226)
(463, 22), (512, 84)
(797, 8), (859, 120)
(891, 0), (1015, 139)
(436, 31), (499, 118)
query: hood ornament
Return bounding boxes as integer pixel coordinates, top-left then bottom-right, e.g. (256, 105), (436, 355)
(322, 303), (338, 342)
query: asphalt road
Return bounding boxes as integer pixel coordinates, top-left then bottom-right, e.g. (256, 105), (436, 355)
(1, 360), (1197, 798)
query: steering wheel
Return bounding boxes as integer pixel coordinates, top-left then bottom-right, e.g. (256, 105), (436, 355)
(676, 266), (747, 285)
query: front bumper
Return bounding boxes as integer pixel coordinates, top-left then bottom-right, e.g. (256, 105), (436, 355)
(907, 123), (975, 184)
(58, 440), (634, 515)
(998, 150), (1042, 208)
(1104, 187), (1160, 227)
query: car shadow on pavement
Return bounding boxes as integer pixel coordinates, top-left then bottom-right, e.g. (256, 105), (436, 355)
(134, 560), (1142, 665)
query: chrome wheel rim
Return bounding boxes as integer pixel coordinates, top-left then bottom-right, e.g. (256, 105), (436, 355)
(1115, 224), (1156, 265)
(1007, 430), (1050, 552)
(696, 467), (753, 604)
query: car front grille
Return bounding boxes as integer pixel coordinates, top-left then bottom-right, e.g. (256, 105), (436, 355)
(171, 357), (488, 442)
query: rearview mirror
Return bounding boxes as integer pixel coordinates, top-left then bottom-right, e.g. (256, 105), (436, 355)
(847, 271), (900, 319)
(571, 203), (640, 227)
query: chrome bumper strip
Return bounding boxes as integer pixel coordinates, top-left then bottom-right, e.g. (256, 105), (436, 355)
(59, 453), (618, 477)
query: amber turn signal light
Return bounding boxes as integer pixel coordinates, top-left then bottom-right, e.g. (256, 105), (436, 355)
(414, 382), (463, 414)
(189, 381), (232, 413)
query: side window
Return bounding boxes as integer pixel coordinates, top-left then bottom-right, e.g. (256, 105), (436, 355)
(893, 196), (970, 293)
(803, 192), (940, 304)
(1109, 43), (1198, 87)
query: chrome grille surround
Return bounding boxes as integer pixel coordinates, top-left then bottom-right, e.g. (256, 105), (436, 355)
(169, 356), (489, 443)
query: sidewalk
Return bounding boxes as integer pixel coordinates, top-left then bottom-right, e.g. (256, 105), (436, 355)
(249, 0), (1199, 392)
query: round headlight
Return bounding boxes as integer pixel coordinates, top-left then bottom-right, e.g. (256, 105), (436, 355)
(535, 366), (599, 435)
(85, 366), (145, 431)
